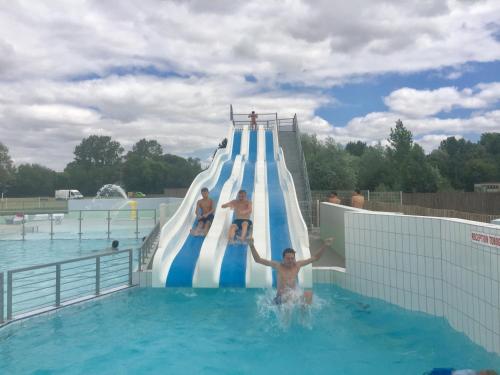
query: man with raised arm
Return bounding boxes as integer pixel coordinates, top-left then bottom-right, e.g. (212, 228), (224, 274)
(248, 237), (334, 304)
(191, 187), (215, 237)
(221, 189), (252, 243)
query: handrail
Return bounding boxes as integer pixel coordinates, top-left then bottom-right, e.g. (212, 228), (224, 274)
(293, 114), (313, 226)
(139, 221), (161, 270)
(3, 249), (137, 324)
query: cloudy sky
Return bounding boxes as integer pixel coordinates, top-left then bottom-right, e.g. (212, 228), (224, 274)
(1, 0), (500, 170)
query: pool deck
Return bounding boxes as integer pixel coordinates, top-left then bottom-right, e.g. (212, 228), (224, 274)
(309, 228), (345, 268)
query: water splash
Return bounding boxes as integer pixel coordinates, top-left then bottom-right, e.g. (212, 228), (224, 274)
(256, 288), (326, 330)
(95, 184), (128, 199)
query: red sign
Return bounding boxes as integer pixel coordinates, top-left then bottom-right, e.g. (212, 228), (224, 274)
(471, 231), (500, 248)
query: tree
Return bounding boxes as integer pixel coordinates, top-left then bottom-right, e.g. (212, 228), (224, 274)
(0, 142), (14, 195)
(345, 141), (367, 157)
(73, 135), (124, 167)
(301, 134), (357, 190)
(65, 135), (124, 195)
(10, 164), (58, 197)
(358, 145), (389, 191)
(122, 139), (166, 194)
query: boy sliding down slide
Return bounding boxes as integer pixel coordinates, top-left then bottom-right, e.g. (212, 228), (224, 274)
(248, 237), (334, 305)
(191, 187), (215, 237)
(221, 190), (252, 243)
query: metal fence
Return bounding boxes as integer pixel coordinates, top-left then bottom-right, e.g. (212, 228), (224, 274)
(1, 249), (137, 324)
(0, 197), (67, 212)
(0, 209), (159, 241)
(139, 222), (161, 270)
(365, 201), (499, 223)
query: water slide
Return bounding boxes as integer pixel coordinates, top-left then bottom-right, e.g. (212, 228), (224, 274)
(152, 122), (311, 288)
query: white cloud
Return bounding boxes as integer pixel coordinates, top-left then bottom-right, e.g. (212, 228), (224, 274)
(0, 0), (500, 168)
(384, 82), (500, 117)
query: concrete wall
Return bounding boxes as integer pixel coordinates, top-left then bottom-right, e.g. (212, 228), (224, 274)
(69, 197), (182, 211)
(316, 209), (500, 355)
(319, 202), (366, 258)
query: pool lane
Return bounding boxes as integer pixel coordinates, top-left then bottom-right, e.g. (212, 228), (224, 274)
(166, 130), (242, 287)
(219, 130), (257, 287)
(264, 130), (292, 286)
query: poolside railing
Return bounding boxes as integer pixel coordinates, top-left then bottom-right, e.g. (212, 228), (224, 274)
(0, 208), (161, 241)
(1, 249), (137, 325)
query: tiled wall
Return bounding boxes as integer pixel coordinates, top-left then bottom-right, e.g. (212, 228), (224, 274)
(316, 205), (500, 355)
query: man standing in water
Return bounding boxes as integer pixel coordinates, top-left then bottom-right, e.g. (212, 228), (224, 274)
(222, 189), (252, 243)
(248, 237), (334, 304)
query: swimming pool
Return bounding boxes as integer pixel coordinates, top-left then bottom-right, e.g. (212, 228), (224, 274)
(1, 285), (498, 374)
(0, 238), (143, 273)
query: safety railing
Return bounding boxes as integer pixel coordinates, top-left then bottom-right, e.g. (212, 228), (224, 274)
(139, 221), (161, 270)
(1, 249), (137, 325)
(0, 208), (159, 241)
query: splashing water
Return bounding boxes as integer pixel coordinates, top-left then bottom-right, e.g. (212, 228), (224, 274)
(256, 288), (326, 330)
(95, 184), (128, 199)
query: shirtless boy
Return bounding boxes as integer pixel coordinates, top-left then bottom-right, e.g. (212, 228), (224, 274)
(191, 187), (215, 236)
(351, 189), (365, 209)
(221, 189), (252, 243)
(327, 191), (341, 204)
(248, 237), (334, 304)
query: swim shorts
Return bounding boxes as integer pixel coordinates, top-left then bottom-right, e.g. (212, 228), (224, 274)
(198, 214), (214, 223)
(233, 218), (253, 231)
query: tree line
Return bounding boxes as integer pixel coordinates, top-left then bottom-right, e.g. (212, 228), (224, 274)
(302, 120), (500, 192)
(0, 136), (202, 197)
(1, 121), (499, 197)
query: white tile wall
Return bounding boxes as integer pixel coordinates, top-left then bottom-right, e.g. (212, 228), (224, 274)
(318, 207), (500, 355)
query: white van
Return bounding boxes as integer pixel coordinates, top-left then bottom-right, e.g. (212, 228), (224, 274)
(55, 189), (84, 200)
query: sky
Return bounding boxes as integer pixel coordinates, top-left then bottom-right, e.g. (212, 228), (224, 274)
(1, 0), (500, 171)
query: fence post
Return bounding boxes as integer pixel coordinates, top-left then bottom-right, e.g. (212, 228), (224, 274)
(0, 272), (4, 324)
(7, 271), (13, 320)
(128, 250), (133, 286)
(55, 264), (61, 307)
(50, 213), (54, 240)
(316, 199), (320, 227)
(78, 210), (82, 239)
(95, 256), (100, 296)
(135, 210), (139, 240)
(400, 191), (403, 205)
(22, 215), (25, 241)
(107, 210), (111, 240)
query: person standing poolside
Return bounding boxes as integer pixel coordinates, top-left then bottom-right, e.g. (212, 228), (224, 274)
(327, 191), (341, 204)
(191, 187), (215, 237)
(248, 237), (334, 304)
(351, 189), (365, 209)
(222, 189), (252, 243)
(248, 111), (258, 131)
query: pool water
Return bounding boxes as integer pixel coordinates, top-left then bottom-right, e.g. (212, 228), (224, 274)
(0, 238), (143, 273)
(1, 285), (498, 374)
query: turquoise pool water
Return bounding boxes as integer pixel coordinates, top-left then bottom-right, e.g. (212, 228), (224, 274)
(0, 238), (143, 273)
(0, 285), (498, 374)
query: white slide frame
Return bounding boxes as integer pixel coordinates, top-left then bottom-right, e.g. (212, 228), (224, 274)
(151, 126), (235, 287)
(193, 127), (250, 287)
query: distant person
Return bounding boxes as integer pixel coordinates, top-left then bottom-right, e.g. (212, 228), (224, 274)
(212, 137), (228, 159)
(351, 189), (365, 209)
(248, 111), (258, 131)
(327, 191), (341, 204)
(111, 240), (119, 251)
(191, 187), (215, 237)
(248, 237), (334, 305)
(222, 189), (252, 243)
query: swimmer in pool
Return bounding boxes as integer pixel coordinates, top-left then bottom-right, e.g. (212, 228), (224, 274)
(248, 237), (334, 304)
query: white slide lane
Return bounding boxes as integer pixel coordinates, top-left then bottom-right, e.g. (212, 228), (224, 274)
(193, 127), (250, 287)
(151, 126), (235, 287)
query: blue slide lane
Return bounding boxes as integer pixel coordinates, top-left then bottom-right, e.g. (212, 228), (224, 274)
(166, 131), (242, 287)
(219, 130), (257, 287)
(265, 131), (292, 286)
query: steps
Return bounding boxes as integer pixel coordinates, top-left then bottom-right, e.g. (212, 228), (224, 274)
(278, 131), (312, 227)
